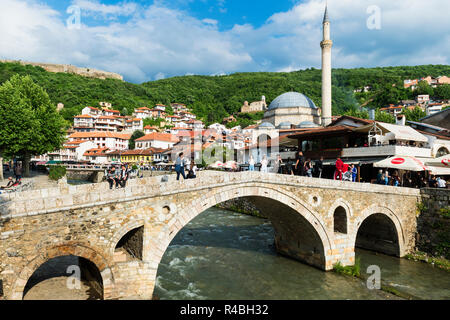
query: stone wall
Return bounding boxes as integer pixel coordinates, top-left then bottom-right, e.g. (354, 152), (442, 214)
(0, 171), (422, 300)
(417, 188), (450, 259)
(0, 60), (123, 81)
(216, 198), (265, 218)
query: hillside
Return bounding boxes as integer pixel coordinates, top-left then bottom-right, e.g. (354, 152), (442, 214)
(1, 61), (449, 127)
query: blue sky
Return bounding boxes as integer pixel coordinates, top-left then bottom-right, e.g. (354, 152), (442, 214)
(0, 0), (449, 83)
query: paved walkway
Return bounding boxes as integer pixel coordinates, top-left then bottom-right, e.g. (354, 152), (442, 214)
(0, 170), (58, 191)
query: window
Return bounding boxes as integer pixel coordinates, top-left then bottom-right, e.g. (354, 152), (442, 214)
(333, 206), (347, 234)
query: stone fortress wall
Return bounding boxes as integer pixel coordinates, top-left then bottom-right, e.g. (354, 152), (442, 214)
(0, 59), (123, 81)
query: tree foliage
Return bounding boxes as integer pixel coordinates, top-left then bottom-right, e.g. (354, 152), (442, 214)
(0, 74), (66, 175)
(1, 62), (449, 128)
(129, 130), (145, 150)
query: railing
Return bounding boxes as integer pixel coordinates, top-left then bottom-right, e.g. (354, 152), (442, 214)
(341, 145), (432, 158)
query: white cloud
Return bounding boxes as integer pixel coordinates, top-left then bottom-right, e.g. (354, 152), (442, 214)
(0, 0), (448, 83)
(72, 0), (137, 18)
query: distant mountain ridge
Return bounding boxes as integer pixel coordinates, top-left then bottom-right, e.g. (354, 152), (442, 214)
(0, 61), (449, 126)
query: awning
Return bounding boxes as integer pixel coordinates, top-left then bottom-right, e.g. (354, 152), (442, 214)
(427, 166), (450, 175)
(425, 155), (450, 175)
(425, 155), (450, 167)
(374, 156), (428, 171)
(354, 122), (428, 142)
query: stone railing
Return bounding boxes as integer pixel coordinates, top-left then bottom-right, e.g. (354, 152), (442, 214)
(0, 171), (421, 219)
(341, 145), (432, 158)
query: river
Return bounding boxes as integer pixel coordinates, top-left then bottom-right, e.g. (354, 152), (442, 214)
(154, 207), (450, 300)
(23, 207), (449, 300)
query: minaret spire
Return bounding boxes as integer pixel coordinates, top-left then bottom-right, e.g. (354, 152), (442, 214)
(323, 2), (329, 23)
(320, 2), (333, 127)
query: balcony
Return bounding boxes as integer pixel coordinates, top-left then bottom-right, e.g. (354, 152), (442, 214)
(341, 145), (431, 158)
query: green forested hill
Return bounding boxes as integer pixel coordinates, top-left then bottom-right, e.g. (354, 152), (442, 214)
(1, 61), (449, 127)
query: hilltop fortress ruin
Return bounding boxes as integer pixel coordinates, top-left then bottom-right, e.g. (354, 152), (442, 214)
(1, 59), (123, 81)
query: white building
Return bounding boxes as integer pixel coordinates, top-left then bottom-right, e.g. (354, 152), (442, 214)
(68, 132), (131, 150)
(135, 133), (179, 150)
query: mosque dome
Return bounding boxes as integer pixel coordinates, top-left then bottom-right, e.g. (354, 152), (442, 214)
(296, 121), (320, 128)
(277, 122), (292, 129)
(258, 122), (275, 129)
(268, 92), (317, 111)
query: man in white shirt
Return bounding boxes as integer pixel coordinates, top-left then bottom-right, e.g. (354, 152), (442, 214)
(437, 177), (447, 188)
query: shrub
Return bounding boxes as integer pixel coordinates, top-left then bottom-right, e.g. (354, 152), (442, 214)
(333, 257), (361, 277)
(48, 165), (67, 181)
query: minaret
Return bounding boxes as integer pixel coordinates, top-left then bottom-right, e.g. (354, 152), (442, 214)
(321, 4), (333, 127)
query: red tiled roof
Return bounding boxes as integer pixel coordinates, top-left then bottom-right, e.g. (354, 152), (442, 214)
(135, 132), (179, 143)
(70, 132), (132, 140)
(83, 148), (110, 157)
(75, 114), (93, 118)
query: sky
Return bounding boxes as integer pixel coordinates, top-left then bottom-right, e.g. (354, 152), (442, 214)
(0, 0), (449, 83)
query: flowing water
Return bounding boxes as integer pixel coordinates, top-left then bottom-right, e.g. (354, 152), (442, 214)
(154, 207), (450, 300)
(23, 207), (449, 300)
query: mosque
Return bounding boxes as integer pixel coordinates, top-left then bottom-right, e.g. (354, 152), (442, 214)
(258, 5), (333, 131)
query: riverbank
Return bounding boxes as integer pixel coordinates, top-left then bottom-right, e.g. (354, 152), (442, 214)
(215, 198), (267, 218)
(405, 251), (450, 272)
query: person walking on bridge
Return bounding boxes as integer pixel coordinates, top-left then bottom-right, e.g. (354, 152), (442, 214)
(334, 158), (344, 181)
(294, 151), (304, 176)
(175, 153), (186, 181)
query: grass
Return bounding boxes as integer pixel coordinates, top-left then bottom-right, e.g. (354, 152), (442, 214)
(405, 252), (450, 272)
(333, 257), (361, 277)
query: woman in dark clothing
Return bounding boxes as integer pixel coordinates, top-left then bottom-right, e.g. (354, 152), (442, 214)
(294, 151), (304, 176)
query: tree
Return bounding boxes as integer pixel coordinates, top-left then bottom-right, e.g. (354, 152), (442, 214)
(129, 130), (145, 150)
(0, 75), (66, 177)
(416, 80), (434, 96)
(402, 106), (427, 123)
(375, 110), (395, 123)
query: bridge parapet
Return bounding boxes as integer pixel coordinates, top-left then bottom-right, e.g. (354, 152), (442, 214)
(1, 171), (420, 220)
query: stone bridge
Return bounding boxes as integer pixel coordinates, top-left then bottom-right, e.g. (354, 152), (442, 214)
(0, 171), (421, 300)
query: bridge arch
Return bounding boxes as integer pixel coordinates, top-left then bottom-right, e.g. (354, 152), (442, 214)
(10, 244), (115, 300)
(150, 184), (334, 272)
(352, 205), (405, 257)
(110, 220), (145, 256)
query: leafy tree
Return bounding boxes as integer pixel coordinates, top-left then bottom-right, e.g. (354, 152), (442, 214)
(0, 74), (66, 177)
(403, 107), (427, 123)
(434, 84), (450, 100)
(129, 130), (145, 150)
(374, 110), (395, 123)
(121, 107), (129, 116)
(416, 80), (434, 96)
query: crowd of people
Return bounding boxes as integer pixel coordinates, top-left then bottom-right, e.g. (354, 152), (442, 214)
(377, 170), (448, 189)
(244, 151), (449, 189)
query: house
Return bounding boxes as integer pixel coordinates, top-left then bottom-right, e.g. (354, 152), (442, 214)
(416, 95), (430, 104)
(154, 104), (166, 112)
(120, 149), (157, 165)
(81, 106), (102, 117)
(134, 107), (152, 120)
(143, 125), (159, 134)
(171, 103), (189, 114)
(125, 118), (143, 132)
(68, 132), (131, 150)
(419, 108), (450, 130)
(186, 119), (204, 130)
(74, 114), (95, 128)
(135, 132), (179, 150)
(83, 148), (111, 164)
